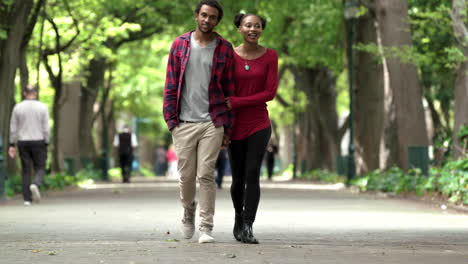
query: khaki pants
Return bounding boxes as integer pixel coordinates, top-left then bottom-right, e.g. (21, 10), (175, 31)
(172, 121), (224, 231)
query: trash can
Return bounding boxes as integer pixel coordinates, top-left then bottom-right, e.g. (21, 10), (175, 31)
(80, 156), (93, 170)
(64, 157), (76, 176)
(336, 155), (348, 176)
(408, 146), (429, 176)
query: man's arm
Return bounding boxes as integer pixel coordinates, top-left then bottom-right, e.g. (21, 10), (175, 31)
(163, 40), (181, 131)
(221, 43), (236, 140)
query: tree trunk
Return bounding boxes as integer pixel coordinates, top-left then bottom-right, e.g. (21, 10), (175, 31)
(451, 0), (468, 158)
(376, 0), (429, 169)
(293, 66), (339, 171)
(355, 12), (385, 174)
(79, 57), (107, 164)
(51, 79), (64, 172)
(0, 0), (34, 172)
(278, 125), (293, 170)
(452, 61), (468, 158)
(19, 48), (29, 92)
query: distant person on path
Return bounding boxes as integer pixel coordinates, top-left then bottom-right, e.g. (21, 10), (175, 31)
(8, 85), (50, 206)
(165, 144), (178, 179)
(265, 139), (278, 181)
(113, 125), (138, 183)
(154, 145), (167, 176)
(162, 0), (235, 243)
(215, 148), (227, 189)
(225, 13), (278, 244)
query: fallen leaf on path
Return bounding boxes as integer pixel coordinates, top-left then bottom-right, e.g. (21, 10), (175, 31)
(289, 245), (302, 248)
(48, 251), (57, 256)
(223, 253), (236, 258)
(165, 238), (179, 242)
(31, 250), (41, 253)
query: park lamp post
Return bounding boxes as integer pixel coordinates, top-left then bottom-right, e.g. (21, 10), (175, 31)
(344, 0), (359, 185)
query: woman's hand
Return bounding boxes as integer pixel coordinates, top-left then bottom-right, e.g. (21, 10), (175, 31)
(225, 97), (232, 110)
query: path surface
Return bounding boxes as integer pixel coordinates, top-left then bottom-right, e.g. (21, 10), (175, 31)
(1, 177), (467, 264)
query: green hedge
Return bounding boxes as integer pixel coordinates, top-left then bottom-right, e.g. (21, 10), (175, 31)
(351, 159), (468, 205)
(4, 168), (102, 197)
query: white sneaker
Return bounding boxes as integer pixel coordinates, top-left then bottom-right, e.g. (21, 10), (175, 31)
(30, 184), (41, 202)
(198, 231), (215, 243)
(24, 201), (31, 206)
(181, 202), (196, 239)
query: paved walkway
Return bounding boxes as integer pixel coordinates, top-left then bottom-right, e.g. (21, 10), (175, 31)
(1, 177), (467, 264)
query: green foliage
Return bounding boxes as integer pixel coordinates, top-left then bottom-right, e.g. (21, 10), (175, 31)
(458, 124), (468, 140)
(5, 174), (22, 197)
(5, 169), (102, 197)
(299, 169), (346, 183)
(43, 173), (79, 190)
(0, 29), (7, 40)
(352, 159), (468, 205)
(352, 167), (424, 194)
(139, 166), (155, 178)
(432, 160), (468, 204)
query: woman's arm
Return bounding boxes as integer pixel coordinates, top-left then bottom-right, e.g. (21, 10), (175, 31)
(230, 50), (278, 109)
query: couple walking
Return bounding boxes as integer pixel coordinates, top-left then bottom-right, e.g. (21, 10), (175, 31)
(163, 0), (278, 244)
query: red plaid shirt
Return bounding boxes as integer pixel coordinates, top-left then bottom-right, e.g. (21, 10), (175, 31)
(163, 31), (235, 136)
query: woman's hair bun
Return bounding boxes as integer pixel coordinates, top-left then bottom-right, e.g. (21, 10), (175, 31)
(234, 13), (245, 28)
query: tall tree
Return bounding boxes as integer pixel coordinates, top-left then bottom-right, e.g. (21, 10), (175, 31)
(293, 66), (340, 171)
(41, 0), (80, 172)
(451, 0), (468, 158)
(355, 7), (385, 174)
(376, 0), (429, 169)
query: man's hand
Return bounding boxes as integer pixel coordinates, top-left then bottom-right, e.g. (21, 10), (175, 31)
(8, 146), (16, 159)
(222, 135), (231, 148)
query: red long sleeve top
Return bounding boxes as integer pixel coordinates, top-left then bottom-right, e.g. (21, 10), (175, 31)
(230, 48), (278, 140)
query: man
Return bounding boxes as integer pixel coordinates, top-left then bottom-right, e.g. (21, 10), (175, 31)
(113, 125), (138, 183)
(163, 0), (235, 243)
(154, 145), (167, 177)
(8, 85), (50, 206)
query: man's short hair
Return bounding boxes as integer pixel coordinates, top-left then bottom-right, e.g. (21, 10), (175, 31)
(24, 84), (37, 94)
(195, 0), (224, 22)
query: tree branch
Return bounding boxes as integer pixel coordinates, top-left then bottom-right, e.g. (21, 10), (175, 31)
(111, 27), (163, 48)
(22, 0), (46, 48)
(42, 5), (80, 57)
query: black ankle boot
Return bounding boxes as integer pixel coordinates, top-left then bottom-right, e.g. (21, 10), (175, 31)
(233, 213), (243, 241)
(240, 222), (259, 244)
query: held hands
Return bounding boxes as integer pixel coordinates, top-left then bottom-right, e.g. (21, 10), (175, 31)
(8, 146), (16, 159)
(222, 135), (231, 148)
(225, 97), (232, 110)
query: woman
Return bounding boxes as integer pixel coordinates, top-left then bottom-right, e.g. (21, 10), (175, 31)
(226, 13), (278, 244)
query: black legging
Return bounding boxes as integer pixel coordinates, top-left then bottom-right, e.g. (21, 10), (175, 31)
(228, 126), (271, 224)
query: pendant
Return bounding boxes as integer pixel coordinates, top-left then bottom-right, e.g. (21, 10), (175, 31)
(244, 64), (250, 71)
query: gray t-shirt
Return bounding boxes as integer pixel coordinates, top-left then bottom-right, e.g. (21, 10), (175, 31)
(179, 35), (216, 122)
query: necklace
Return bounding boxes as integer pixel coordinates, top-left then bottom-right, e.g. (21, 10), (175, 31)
(244, 62), (250, 71)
